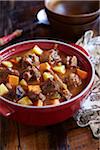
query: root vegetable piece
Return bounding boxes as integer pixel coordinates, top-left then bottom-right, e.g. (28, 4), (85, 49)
(33, 100), (43, 106)
(77, 68), (88, 79)
(39, 62), (51, 72)
(17, 96), (32, 105)
(10, 58), (18, 64)
(20, 79), (27, 87)
(44, 99), (60, 106)
(53, 65), (66, 74)
(32, 45), (43, 55)
(8, 75), (19, 86)
(43, 72), (54, 80)
(28, 85), (41, 94)
(16, 57), (22, 62)
(0, 83), (9, 96)
(2, 61), (13, 68)
(10, 57), (22, 64)
(6, 83), (12, 90)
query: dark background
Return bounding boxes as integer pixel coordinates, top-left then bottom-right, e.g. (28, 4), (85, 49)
(0, 1), (44, 36)
(0, 0), (99, 49)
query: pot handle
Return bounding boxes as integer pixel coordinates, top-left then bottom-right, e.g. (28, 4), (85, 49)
(70, 43), (90, 57)
(0, 101), (15, 117)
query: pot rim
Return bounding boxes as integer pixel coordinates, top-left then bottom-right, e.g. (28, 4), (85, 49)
(45, 4), (100, 18)
(0, 39), (95, 109)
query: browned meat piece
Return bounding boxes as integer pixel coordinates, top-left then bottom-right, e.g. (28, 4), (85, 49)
(23, 66), (41, 82)
(61, 89), (72, 100)
(40, 51), (50, 63)
(4, 89), (16, 101)
(28, 91), (46, 102)
(20, 56), (33, 68)
(39, 93), (46, 101)
(23, 72), (32, 81)
(29, 66), (41, 81)
(29, 54), (40, 66)
(41, 78), (59, 95)
(0, 67), (10, 82)
(8, 68), (20, 76)
(0, 66), (6, 72)
(68, 73), (82, 87)
(61, 55), (71, 65)
(28, 91), (38, 100)
(49, 49), (61, 64)
(40, 49), (61, 64)
(61, 55), (77, 67)
(49, 68), (72, 100)
(0, 67), (7, 77)
(71, 56), (77, 66)
(46, 91), (61, 100)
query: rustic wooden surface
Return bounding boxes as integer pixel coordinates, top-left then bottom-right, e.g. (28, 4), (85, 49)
(0, 116), (99, 150)
(0, 1), (99, 150)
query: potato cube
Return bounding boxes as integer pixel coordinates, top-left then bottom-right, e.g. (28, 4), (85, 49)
(43, 72), (54, 80)
(16, 57), (22, 62)
(0, 83), (9, 96)
(33, 100), (43, 106)
(2, 61), (13, 68)
(20, 79), (27, 87)
(53, 65), (66, 74)
(32, 45), (43, 55)
(18, 96), (32, 105)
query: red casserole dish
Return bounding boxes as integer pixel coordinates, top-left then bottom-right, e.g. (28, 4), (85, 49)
(0, 40), (95, 126)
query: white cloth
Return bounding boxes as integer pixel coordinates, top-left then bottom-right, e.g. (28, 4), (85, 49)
(75, 30), (100, 138)
(76, 30), (100, 77)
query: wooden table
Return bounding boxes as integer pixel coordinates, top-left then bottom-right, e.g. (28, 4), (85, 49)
(0, 116), (99, 150)
(0, 1), (99, 150)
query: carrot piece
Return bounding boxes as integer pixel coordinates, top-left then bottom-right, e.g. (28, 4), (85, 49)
(33, 100), (43, 106)
(44, 99), (60, 106)
(10, 57), (21, 64)
(28, 85), (41, 94)
(10, 58), (17, 64)
(77, 68), (88, 79)
(50, 99), (60, 105)
(8, 75), (19, 86)
(39, 62), (51, 72)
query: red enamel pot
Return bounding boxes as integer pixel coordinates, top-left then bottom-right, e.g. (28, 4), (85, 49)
(0, 40), (95, 126)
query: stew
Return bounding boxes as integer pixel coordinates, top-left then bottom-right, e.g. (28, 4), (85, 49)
(0, 45), (88, 106)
